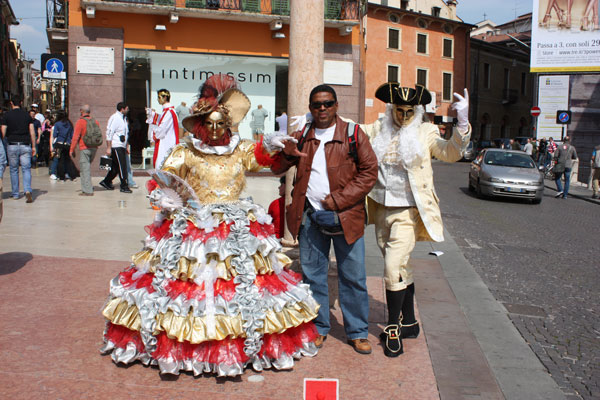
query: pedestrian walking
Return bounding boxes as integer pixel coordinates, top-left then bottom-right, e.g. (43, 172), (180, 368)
(591, 144), (600, 199)
(100, 102), (131, 193)
(553, 135), (578, 199)
(523, 138), (533, 155)
(49, 111), (78, 181)
(175, 101), (191, 137)
(28, 109), (42, 168)
(69, 105), (100, 196)
(0, 95), (36, 202)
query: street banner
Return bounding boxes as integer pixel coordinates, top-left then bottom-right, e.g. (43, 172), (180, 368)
(536, 75), (569, 140)
(531, 0), (600, 72)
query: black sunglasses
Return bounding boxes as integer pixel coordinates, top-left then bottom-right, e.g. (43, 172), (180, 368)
(310, 100), (336, 109)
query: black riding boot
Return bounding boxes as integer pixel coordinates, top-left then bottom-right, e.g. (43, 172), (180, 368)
(379, 289), (405, 357)
(400, 283), (420, 339)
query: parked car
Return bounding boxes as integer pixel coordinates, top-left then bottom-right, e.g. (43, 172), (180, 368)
(468, 148), (544, 204)
(475, 140), (494, 153)
(462, 141), (476, 161)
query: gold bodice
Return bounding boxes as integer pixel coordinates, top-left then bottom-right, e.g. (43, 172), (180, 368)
(161, 139), (262, 203)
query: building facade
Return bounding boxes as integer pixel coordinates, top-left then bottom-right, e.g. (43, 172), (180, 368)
(1, 0), (19, 103)
(361, 0), (472, 124)
(48, 0), (361, 168)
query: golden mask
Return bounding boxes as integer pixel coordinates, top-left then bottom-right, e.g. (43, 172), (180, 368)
(392, 105), (416, 127)
(204, 111), (228, 141)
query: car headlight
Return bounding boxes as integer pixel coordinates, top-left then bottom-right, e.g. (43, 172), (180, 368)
(489, 177), (505, 183)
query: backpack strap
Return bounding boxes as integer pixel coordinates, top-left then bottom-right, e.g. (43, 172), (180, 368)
(297, 122), (312, 152)
(347, 122), (359, 163)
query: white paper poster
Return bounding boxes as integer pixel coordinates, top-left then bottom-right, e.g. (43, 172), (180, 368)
(536, 75), (569, 140)
(531, 0), (600, 72)
(149, 51), (287, 139)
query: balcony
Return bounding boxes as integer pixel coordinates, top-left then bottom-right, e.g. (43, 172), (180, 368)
(46, 0), (68, 53)
(81, 0), (360, 26)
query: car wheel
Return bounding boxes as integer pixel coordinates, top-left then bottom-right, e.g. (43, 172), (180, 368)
(476, 182), (484, 198)
(468, 178), (475, 192)
(532, 197), (542, 204)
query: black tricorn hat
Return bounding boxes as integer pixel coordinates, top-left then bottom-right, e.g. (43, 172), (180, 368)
(375, 83), (432, 106)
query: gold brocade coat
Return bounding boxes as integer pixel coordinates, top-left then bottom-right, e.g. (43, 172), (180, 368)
(161, 138), (263, 203)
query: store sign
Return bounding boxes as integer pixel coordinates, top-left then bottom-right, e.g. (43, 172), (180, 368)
(536, 75), (569, 140)
(76, 46), (115, 75)
(150, 51), (287, 139)
(323, 60), (353, 86)
(531, 1), (600, 72)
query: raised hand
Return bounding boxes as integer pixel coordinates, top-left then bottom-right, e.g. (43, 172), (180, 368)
(451, 88), (469, 131)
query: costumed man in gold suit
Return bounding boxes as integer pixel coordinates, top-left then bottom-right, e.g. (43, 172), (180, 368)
(101, 74), (320, 378)
(359, 84), (471, 357)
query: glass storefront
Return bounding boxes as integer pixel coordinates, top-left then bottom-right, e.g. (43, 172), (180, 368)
(124, 49), (289, 164)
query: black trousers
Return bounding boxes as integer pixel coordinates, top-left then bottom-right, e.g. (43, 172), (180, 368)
(104, 147), (128, 189)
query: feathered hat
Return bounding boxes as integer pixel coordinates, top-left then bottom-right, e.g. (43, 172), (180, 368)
(182, 74), (251, 133)
(375, 83), (432, 106)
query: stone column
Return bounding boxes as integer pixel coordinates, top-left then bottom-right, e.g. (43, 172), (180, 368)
(282, 0), (324, 246)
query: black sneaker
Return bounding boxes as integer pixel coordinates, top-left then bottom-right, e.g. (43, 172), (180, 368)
(379, 324), (403, 357)
(99, 180), (114, 190)
(120, 188), (132, 193)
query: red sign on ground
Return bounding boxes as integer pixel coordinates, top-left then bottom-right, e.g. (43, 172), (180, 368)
(531, 106), (541, 117)
(304, 378), (339, 400)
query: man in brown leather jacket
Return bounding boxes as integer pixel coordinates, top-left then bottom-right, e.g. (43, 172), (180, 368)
(273, 84), (378, 355)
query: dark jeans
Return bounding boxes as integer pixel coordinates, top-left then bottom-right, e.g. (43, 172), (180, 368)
(103, 147), (128, 189)
(555, 167), (572, 197)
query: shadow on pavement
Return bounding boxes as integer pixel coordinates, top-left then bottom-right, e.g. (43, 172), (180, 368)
(0, 252), (33, 275)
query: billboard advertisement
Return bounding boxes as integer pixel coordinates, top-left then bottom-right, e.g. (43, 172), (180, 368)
(148, 51), (287, 140)
(536, 75), (570, 140)
(531, 0), (600, 72)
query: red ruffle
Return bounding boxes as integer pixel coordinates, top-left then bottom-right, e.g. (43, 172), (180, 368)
(118, 268), (303, 302)
(144, 219), (173, 238)
(145, 218), (277, 243)
(104, 323), (145, 352)
(104, 322), (318, 366)
(146, 179), (158, 194)
(254, 138), (277, 167)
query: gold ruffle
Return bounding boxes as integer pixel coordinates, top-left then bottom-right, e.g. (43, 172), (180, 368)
(102, 298), (141, 331)
(102, 297), (319, 344)
(132, 250), (292, 282)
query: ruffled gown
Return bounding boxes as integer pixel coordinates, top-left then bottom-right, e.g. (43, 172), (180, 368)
(101, 135), (320, 377)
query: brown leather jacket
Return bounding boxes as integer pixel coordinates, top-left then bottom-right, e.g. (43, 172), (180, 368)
(272, 116), (378, 244)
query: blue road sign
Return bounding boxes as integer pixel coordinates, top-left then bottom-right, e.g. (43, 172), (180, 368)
(556, 110), (571, 124)
(46, 58), (64, 74)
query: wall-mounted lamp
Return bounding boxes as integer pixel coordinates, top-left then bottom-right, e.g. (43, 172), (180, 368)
(269, 20), (283, 30)
(155, 25), (167, 31)
(338, 25), (353, 36)
(86, 6), (96, 19)
(169, 12), (179, 24)
(272, 32), (285, 39)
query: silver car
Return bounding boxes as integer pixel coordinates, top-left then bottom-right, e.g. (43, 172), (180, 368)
(468, 149), (544, 204)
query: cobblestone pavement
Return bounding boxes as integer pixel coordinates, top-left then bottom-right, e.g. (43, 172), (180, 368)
(432, 161), (599, 400)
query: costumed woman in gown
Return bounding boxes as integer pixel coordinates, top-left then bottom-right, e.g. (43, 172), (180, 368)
(100, 74), (320, 377)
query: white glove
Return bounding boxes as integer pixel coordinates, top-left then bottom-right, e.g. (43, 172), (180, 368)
(290, 113), (313, 131)
(451, 88), (469, 131)
(262, 132), (298, 152)
(145, 108), (156, 125)
(270, 135), (297, 149)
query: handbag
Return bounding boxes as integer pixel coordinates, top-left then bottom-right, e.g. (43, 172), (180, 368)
(308, 209), (343, 236)
(552, 163), (565, 174)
